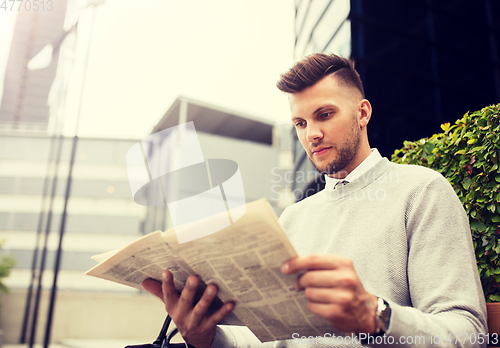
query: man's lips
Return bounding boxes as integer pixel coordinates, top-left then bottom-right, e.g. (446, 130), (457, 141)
(311, 146), (332, 156)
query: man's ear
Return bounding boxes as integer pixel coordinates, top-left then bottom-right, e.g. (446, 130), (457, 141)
(358, 99), (372, 128)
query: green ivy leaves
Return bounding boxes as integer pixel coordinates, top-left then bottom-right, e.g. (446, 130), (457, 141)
(0, 239), (15, 311)
(392, 103), (500, 303)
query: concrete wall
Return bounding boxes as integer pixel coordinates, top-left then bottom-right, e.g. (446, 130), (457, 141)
(1, 289), (167, 344)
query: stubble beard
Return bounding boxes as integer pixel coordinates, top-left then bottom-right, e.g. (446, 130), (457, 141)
(309, 122), (361, 176)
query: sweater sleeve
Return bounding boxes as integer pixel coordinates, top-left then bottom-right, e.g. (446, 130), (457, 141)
(372, 173), (488, 348)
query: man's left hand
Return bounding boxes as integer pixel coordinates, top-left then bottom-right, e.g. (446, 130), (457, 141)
(281, 254), (378, 334)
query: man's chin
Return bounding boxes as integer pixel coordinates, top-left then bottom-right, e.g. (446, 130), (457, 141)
(312, 162), (347, 177)
(311, 163), (333, 175)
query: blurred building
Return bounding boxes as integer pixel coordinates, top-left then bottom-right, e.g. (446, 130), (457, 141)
(147, 96), (289, 233)
(292, 0), (500, 198)
(0, 0), (69, 132)
(0, 96), (288, 344)
(0, 133), (159, 344)
(0, 1), (293, 345)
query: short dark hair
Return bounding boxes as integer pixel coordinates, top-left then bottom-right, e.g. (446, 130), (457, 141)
(276, 53), (365, 97)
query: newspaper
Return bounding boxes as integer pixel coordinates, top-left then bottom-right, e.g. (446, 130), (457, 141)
(86, 199), (332, 342)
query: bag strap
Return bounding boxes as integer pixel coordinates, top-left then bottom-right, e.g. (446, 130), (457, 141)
(125, 315), (190, 348)
(153, 315), (171, 346)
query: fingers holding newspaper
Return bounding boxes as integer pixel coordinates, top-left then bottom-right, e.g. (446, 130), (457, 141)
(142, 270), (234, 348)
(281, 254), (378, 335)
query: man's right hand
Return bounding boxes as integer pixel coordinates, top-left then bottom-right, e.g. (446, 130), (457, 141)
(142, 270), (234, 348)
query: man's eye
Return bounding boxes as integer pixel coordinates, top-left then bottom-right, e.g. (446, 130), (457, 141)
(295, 121), (306, 127)
(320, 112), (331, 118)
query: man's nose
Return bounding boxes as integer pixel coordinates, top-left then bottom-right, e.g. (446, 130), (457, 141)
(306, 123), (323, 142)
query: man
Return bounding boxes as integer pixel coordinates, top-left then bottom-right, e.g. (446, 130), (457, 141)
(143, 53), (487, 347)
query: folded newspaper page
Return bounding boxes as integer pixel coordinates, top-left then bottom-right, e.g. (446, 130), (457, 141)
(86, 199), (332, 342)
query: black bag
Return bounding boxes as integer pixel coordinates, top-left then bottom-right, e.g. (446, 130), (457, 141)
(124, 315), (194, 348)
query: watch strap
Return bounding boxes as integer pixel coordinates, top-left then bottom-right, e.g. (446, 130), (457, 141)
(373, 297), (391, 336)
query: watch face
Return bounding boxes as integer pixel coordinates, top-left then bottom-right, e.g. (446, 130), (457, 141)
(381, 301), (392, 331)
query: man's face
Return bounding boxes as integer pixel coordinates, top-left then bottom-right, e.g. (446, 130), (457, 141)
(289, 74), (364, 177)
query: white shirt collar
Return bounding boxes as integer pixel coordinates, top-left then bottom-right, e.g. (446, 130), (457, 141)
(324, 148), (383, 190)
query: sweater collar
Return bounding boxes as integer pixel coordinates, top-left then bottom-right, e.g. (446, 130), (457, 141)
(324, 148), (383, 191)
(321, 155), (391, 202)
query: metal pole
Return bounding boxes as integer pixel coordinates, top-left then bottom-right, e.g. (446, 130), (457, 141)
(43, 5), (98, 346)
(43, 135), (78, 347)
(28, 134), (65, 347)
(25, 19), (77, 348)
(19, 134), (58, 344)
(18, 12), (44, 343)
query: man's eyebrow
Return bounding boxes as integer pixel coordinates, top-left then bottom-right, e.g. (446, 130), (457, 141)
(312, 104), (336, 115)
(291, 104), (338, 122)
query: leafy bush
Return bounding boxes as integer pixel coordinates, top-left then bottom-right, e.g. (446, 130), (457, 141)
(392, 103), (500, 302)
(0, 240), (15, 299)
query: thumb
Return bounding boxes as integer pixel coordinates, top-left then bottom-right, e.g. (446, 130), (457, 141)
(142, 278), (164, 300)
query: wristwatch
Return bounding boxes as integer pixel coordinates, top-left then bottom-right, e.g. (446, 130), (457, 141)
(373, 297), (391, 335)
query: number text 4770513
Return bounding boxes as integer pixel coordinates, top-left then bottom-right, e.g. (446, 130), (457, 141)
(1, 0), (53, 11)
